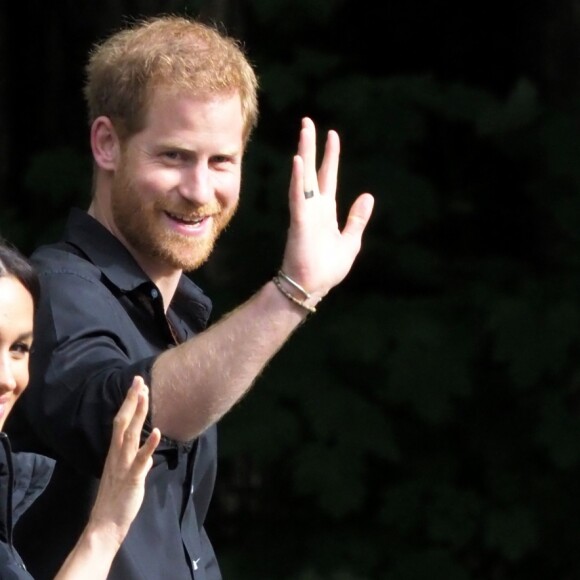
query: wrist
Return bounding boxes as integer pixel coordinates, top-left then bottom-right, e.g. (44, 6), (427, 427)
(82, 515), (127, 554)
(271, 270), (322, 315)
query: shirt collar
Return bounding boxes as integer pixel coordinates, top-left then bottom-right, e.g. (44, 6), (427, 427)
(63, 207), (149, 292)
(62, 208), (212, 315)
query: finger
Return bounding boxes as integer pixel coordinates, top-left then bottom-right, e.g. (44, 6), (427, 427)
(341, 193), (375, 242)
(317, 129), (340, 197)
(110, 376), (142, 447)
(132, 428), (161, 474)
(288, 154), (306, 221)
(121, 380), (150, 455)
(298, 117), (318, 198)
(127, 380), (149, 435)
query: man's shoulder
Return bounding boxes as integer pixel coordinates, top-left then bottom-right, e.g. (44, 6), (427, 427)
(30, 240), (99, 279)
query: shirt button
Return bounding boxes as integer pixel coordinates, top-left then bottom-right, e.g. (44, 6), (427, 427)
(151, 288), (159, 299)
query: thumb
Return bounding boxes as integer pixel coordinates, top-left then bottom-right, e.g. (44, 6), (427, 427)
(342, 193), (374, 240)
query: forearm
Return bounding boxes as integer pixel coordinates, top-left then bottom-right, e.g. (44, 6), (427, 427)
(151, 279), (308, 441)
(53, 519), (125, 580)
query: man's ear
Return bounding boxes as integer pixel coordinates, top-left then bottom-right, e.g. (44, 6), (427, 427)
(91, 116), (122, 170)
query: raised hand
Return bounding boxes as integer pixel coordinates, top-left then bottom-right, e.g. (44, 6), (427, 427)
(281, 117), (374, 304)
(87, 376), (160, 546)
(54, 376), (161, 579)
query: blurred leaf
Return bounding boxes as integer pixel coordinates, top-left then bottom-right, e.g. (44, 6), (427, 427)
(476, 77), (540, 135)
(293, 440), (367, 517)
(488, 283), (580, 387)
(385, 301), (474, 422)
(484, 506), (538, 561)
(387, 549), (471, 580)
(535, 392), (580, 468)
(426, 485), (483, 548)
(381, 481), (426, 534)
(301, 380), (398, 460)
(219, 389), (301, 463)
(381, 166), (439, 236)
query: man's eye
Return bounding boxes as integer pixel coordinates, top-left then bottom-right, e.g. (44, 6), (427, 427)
(212, 155), (233, 165)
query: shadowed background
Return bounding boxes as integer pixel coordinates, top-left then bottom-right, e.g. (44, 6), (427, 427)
(2, 1), (580, 578)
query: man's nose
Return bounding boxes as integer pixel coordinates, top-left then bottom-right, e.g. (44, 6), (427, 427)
(178, 163), (213, 205)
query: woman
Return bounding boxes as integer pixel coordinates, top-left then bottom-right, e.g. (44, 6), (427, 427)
(0, 240), (161, 579)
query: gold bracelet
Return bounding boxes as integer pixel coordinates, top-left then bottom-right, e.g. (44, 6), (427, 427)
(272, 275), (317, 314)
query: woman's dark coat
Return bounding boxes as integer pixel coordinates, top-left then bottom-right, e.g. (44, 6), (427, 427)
(0, 433), (54, 579)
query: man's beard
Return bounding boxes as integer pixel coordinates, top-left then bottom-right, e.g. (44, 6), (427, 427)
(110, 166), (238, 272)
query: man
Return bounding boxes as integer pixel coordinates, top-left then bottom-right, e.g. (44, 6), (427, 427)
(8, 15), (374, 580)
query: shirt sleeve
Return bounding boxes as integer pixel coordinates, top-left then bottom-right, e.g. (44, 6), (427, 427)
(12, 266), (160, 476)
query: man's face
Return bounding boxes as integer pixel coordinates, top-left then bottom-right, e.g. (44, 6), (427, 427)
(110, 89), (244, 275)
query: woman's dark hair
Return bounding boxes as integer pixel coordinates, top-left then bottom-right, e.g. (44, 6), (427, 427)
(0, 240), (40, 309)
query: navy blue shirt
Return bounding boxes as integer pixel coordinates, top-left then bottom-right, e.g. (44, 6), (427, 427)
(7, 209), (221, 580)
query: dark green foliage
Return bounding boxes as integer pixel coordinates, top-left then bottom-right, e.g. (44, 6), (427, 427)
(4, 0), (580, 578)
